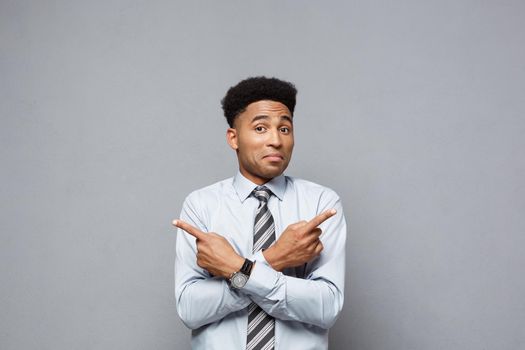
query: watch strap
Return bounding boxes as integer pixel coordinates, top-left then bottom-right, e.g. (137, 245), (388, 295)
(240, 258), (254, 276)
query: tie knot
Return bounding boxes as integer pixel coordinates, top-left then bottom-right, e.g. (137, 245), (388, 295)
(253, 186), (272, 203)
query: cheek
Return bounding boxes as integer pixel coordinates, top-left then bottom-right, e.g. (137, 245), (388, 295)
(285, 137), (294, 150)
(243, 139), (265, 154)
(238, 140), (262, 160)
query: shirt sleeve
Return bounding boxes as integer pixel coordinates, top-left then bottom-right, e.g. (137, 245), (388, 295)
(174, 194), (252, 329)
(242, 191), (347, 329)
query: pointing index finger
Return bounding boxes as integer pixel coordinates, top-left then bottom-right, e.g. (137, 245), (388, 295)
(172, 219), (205, 240)
(307, 209), (337, 230)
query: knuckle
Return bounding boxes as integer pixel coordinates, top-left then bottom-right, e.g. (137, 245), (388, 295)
(311, 228), (321, 235)
(293, 221), (306, 229)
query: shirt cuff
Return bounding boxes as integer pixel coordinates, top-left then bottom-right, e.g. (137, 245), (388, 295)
(243, 250), (280, 297)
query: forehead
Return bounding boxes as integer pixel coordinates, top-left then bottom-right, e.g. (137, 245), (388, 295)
(237, 100), (292, 123)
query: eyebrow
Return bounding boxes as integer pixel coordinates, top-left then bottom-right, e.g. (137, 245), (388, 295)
(251, 115), (293, 124)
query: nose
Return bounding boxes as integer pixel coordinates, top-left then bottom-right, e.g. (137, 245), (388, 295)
(267, 128), (282, 148)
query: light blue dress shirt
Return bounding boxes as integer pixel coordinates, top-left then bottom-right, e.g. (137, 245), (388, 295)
(175, 171), (347, 350)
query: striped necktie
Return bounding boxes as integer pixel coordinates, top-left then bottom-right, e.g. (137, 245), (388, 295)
(247, 186), (275, 350)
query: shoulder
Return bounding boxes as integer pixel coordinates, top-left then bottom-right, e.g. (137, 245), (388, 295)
(285, 176), (341, 201)
(183, 177), (233, 207)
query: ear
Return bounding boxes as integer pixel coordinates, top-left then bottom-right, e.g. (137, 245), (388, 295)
(226, 128), (238, 150)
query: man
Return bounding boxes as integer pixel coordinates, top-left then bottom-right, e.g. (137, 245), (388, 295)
(173, 77), (347, 350)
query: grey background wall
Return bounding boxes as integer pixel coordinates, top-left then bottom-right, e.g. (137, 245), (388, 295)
(1, 1), (524, 349)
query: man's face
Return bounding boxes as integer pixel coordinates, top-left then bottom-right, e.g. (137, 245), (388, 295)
(226, 100), (294, 185)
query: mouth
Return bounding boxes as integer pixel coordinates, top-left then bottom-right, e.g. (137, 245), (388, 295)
(263, 153), (284, 162)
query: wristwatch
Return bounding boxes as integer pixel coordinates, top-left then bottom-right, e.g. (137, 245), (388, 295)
(229, 258), (254, 289)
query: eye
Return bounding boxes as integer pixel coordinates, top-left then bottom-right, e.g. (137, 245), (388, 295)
(255, 126), (267, 133)
(280, 127), (291, 134)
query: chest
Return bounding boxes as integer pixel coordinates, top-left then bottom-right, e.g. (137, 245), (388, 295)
(203, 195), (318, 275)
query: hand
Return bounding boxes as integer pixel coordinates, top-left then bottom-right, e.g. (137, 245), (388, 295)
(263, 209), (336, 272)
(173, 220), (244, 279)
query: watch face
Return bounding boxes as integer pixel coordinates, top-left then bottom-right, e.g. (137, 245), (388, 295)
(231, 272), (248, 288)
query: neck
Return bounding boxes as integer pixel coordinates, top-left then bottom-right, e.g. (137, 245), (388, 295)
(239, 169), (272, 186)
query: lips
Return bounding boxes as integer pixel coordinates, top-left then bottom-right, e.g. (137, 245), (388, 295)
(263, 153), (284, 161)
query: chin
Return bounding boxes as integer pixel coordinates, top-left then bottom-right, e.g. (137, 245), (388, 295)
(260, 167), (285, 179)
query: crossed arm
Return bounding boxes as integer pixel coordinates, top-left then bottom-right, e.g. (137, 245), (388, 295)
(173, 209), (335, 278)
(173, 198), (346, 329)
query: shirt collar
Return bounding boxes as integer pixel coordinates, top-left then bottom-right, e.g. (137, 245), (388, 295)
(233, 171), (286, 203)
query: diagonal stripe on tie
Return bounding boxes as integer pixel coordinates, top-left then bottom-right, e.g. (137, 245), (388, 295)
(247, 314), (265, 334)
(260, 336), (275, 350)
(247, 186), (275, 350)
(248, 302), (258, 314)
(261, 338), (275, 350)
(254, 209), (271, 230)
(247, 321), (274, 350)
(254, 207), (271, 227)
(254, 220), (274, 247)
(253, 226), (275, 252)
(254, 210), (272, 235)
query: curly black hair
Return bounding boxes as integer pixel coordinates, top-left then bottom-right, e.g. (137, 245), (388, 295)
(221, 76), (297, 127)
